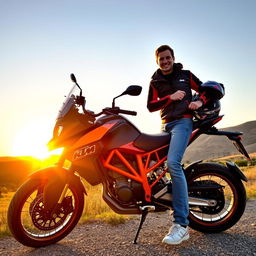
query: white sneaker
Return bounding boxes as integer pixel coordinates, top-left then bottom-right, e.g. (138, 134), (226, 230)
(162, 223), (189, 245)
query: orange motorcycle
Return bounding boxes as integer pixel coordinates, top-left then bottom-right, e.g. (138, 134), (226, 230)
(8, 74), (250, 247)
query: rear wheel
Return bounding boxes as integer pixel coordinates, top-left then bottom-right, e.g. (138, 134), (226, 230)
(187, 163), (246, 233)
(8, 178), (84, 247)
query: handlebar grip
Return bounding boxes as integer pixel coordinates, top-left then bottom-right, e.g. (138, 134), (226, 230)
(119, 109), (137, 116)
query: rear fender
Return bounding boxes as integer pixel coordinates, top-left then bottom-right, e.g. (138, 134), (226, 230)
(183, 160), (202, 177)
(184, 160), (248, 182)
(30, 166), (87, 211)
(226, 161), (248, 182)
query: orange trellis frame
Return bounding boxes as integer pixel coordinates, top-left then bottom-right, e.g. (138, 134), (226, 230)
(102, 143), (169, 202)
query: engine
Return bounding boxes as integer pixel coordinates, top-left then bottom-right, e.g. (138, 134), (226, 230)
(113, 175), (144, 203)
(107, 161), (144, 203)
(109, 162), (168, 203)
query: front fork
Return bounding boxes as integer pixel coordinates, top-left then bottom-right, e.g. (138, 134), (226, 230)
(42, 151), (75, 212)
(57, 184), (69, 204)
(56, 153), (70, 204)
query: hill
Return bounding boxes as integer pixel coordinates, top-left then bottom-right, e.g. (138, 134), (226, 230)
(0, 156), (59, 190)
(184, 120), (256, 162)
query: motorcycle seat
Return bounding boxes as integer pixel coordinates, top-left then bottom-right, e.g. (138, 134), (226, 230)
(134, 132), (170, 151)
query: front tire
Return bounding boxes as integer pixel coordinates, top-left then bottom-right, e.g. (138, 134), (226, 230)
(8, 177), (84, 247)
(187, 163), (246, 233)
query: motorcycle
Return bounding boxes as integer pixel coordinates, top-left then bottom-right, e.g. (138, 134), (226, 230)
(8, 74), (251, 247)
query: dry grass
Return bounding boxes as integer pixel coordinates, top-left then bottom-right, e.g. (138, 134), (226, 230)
(0, 192), (13, 237)
(241, 166), (256, 199)
(214, 153), (256, 199)
(217, 152), (256, 161)
(79, 181), (130, 225)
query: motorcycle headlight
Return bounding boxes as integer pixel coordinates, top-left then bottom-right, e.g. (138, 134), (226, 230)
(57, 125), (63, 136)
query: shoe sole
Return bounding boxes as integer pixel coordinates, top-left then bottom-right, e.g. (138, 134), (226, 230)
(162, 234), (190, 245)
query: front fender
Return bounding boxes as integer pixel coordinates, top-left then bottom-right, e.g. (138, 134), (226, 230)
(30, 166), (68, 181)
(30, 166), (87, 211)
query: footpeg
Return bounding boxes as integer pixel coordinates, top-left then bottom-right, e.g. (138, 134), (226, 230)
(139, 205), (155, 212)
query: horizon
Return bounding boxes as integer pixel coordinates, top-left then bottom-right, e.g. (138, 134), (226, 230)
(0, 119), (254, 159)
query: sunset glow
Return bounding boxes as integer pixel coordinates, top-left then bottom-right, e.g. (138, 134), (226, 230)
(11, 119), (53, 159)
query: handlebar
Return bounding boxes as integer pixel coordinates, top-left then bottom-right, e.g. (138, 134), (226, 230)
(104, 107), (137, 116)
(118, 109), (137, 116)
(89, 107), (137, 117)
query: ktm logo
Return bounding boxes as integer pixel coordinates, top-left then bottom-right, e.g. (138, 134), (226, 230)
(73, 145), (96, 160)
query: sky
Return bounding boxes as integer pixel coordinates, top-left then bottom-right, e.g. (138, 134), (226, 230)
(1, 0), (256, 157)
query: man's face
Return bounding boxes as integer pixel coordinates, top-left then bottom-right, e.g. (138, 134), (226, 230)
(156, 49), (175, 75)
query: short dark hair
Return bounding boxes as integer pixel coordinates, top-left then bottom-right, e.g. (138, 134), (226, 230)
(155, 45), (174, 59)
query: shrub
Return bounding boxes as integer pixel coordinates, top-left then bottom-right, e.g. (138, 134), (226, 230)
(0, 186), (8, 198)
(249, 158), (256, 166)
(235, 159), (248, 167)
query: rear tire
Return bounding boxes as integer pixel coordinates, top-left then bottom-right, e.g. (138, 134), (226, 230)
(8, 177), (84, 247)
(187, 162), (246, 233)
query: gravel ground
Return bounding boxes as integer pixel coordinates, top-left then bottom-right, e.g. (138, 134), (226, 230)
(1, 200), (256, 256)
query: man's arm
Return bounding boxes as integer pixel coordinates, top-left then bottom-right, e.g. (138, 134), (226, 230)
(147, 83), (172, 112)
(189, 72), (208, 104)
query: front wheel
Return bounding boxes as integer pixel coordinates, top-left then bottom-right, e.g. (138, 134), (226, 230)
(8, 177), (84, 247)
(187, 163), (246, 233)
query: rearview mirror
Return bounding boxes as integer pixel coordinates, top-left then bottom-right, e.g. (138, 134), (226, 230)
(122, 85), (142, 96)
(112, 85), (142, 108)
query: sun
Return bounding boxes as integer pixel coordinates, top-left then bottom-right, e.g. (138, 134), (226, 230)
(11, 118), (54, 159)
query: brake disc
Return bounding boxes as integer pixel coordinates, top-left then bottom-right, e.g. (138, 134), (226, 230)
(30, 195), (73, 231)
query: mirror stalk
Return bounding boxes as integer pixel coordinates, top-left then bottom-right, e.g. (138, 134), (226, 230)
(112, 94), (122, 108)
(70, 73), (83, 96)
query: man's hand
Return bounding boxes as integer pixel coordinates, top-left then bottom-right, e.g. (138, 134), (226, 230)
(170, 90), (186, 101)
(188, 100), (203, 110)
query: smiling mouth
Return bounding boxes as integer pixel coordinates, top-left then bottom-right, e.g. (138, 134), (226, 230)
(163, 64), (171, 69)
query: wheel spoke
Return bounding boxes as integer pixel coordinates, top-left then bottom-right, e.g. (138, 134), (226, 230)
(189, 172), (237, 223)
(20, 187), (77, 237)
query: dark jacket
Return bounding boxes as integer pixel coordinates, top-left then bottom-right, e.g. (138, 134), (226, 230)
(147, 64), (207, 123)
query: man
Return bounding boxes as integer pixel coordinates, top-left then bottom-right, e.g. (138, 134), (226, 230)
(147, 45), (207, 245)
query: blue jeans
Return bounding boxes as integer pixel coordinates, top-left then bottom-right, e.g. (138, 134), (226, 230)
(162, 117), (193, 226)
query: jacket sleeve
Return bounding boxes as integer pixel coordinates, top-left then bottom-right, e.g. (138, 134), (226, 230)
(147, 82), (172, 112)
(189, 72), (208, 104)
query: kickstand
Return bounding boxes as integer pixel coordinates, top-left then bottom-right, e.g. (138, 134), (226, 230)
(133, 209), (148, 244)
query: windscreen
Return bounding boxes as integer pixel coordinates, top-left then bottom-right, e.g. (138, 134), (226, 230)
(57, 85), (80, 119)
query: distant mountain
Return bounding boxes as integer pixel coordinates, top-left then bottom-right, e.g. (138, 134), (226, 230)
(184, 120), (256, 162)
